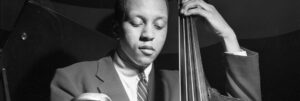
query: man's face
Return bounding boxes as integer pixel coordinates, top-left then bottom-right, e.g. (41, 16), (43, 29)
(119, 0), (168, 67)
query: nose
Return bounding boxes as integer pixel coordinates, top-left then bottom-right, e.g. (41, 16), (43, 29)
(140, 25), (154, 41)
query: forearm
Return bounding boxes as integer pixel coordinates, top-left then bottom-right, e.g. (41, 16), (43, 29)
(220, 28), (244, 54)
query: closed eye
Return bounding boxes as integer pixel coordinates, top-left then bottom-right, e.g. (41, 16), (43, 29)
(154, 19), (166, 30)
(130, 17), (143, 27)
(154, 24), (163, 30)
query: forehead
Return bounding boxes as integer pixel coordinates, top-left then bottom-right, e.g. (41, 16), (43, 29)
(125, 0), (168, 17)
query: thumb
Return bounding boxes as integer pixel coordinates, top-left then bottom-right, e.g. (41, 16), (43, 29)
(75, 93), (112, 101)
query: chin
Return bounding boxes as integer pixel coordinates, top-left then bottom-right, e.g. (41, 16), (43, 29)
(136, 57), (155, 66)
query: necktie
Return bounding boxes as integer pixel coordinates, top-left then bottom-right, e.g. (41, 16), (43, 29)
(137, 73), (148, 101)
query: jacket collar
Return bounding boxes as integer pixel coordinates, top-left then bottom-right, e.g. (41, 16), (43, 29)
(95, 56), (130, 101)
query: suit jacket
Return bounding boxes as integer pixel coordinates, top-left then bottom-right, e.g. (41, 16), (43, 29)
(51, 49), (260, 101)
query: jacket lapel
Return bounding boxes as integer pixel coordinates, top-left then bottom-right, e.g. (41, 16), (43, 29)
(95, 56), (130, 101)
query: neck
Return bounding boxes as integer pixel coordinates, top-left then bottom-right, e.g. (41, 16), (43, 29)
(113, 48), (150, 76)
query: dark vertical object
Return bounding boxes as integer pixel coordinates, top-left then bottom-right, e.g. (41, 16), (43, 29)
(0, 50), (4, 101)
(2, 68), (11, 101)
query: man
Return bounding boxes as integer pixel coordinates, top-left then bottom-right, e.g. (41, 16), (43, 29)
(51, 0), (261, 101)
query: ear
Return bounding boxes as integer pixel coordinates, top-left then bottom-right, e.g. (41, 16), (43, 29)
(112, 21), (122, 39)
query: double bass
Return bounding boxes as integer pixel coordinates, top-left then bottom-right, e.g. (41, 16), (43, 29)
(178, 0), (242, 101)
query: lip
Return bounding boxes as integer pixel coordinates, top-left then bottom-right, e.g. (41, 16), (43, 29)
(139, 46), (155, 55)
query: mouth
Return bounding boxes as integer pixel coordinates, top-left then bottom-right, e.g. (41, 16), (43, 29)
(139, 46), (155, 56)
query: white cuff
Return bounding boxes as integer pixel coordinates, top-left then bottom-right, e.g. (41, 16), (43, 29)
(225, 50), (247, 56)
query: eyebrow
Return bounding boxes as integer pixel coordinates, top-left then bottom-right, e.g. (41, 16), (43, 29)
(154, 17), (168, 26)
(155, 16), (167, 21)
(133, 14), (167, 23)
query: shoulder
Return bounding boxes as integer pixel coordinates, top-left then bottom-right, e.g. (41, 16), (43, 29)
(56, 56), (112, 77)
(56, 61), (98, 77)
(51, 61), (99, 87)
(51, 56), (113, 97)
(53, 56), (112, 82)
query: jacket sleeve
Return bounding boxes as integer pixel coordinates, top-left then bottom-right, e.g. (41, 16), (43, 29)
(225, 48), (261, 101)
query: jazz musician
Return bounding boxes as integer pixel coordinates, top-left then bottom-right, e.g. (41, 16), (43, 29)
(51, 0), (261, 101)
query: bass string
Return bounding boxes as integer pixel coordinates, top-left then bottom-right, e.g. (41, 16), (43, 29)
(178, 0), (209, 100)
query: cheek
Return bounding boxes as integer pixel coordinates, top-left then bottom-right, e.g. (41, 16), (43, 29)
(122, 24), (141, 48)
(154, 29), (168, 51)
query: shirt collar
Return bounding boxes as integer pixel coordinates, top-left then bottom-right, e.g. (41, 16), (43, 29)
(113, 51), (152, 82)
(143, 63), (152, 82)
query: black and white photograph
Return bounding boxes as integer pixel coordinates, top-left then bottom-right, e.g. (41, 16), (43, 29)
(0, 0), (299, 101)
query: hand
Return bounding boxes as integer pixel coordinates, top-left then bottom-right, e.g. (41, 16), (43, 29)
(181, 0), (234, 38)
(180, 0), (242, 53)
(75, 93), (111, 101)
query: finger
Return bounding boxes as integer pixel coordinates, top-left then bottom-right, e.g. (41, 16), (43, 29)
(184, 7), (209, 17)
(181, 0), (211, 14)
(181, 0), (189, 3)
(197, 0), (214, 11)
(181, 0), (199, 14)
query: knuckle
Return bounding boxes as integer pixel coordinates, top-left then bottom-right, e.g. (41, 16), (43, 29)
(208, 4), (214, 8)
(206, 13), (213, 18)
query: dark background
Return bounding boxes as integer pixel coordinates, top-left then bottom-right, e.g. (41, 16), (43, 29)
(0, 0), (300, 101)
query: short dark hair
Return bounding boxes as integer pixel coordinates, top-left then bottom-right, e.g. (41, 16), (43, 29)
(114, 0), (169, 23)
(114, 0), (127, 24)
(112, 0), (127, 38)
